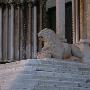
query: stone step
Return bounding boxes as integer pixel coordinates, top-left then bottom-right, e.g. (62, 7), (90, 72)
(1, 59), (90, 75)
(26, 59), (90, 68)
(33, 85), (90, 90)
(7, 79), (90, 90)
(12, 79), (85, 87)
(9, 73), (90, 88)
(2, 82), (90, 90)
(14, 74), (88, 83)
(19, 69), (90, 79)
(0, 60), (27, 70)
(0, 65), (90, 77)
(7, 80), (85, 90)
(22, 65), (90, 75)
(1, 59), (90, 90)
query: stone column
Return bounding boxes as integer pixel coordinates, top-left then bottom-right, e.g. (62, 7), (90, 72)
(9, 4), (14, 61)
(56, 0), (66, 42)
(22, 2), (28, 59)
(80, 0), (87, 40)
(39, 0), (47, 30)
(80, 0), (90, 62)
(0, 6), (2, 61)
(19, 5), (23, 60)
(33, 3), (37, 58)
(2, 5), (8, 62)
(72, 0), (76, 43)
(72, 0), (80, 43)
(14, 4), (20, 60)
(26, 1), (32, 59)
(76, 0), (80, 43)
(38, 0), (47, 51)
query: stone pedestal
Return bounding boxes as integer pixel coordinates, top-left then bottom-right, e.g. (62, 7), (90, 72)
(80, 39), (90, 62)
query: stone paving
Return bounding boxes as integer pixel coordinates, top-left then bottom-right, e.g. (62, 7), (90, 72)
(0, 59), (90, 90)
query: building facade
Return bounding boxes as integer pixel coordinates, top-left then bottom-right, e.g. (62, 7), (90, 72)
(0, 0), (90, 62)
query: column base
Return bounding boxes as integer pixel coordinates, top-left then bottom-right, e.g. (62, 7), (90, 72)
(58, 37), (67, 43)
(80, 39), (90, 63)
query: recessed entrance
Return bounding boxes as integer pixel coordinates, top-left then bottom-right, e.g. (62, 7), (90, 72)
(65, 2), (73, 44)
(47, 7), (56, 32)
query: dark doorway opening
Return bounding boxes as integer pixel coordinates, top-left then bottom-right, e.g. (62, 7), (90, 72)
(47, 7), (56, 32)
(65, 2), (73, 44)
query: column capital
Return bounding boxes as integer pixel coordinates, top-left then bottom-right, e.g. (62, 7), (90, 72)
(39, 0), (47, 7)
(27, 1), (33, 7)
(8, 0), (15, 4)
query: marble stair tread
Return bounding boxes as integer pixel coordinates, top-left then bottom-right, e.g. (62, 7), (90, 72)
(32, 85), (90, 90)
(20, 66), (90, 75)
(26, 59), (90, 67)
(13, 74), (89, 82)
(1, 59), (90, 90)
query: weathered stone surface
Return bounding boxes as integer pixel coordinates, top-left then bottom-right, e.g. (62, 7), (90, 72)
(37, 28), (83, 62)
(0, 59), (90, 90)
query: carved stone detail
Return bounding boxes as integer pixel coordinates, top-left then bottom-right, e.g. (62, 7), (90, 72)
(37, 28), (83, 63)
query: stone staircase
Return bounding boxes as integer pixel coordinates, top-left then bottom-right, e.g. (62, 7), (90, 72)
(0, 58), (90, 90)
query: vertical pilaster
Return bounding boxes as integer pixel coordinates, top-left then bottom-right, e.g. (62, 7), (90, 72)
(80, 0), (88, 40)
(0, 6), (2, 61)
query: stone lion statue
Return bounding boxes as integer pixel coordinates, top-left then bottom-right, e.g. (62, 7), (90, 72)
(37, 28), (83, 62)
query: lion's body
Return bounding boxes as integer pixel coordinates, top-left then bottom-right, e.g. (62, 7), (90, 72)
(37, 28), (83, 62)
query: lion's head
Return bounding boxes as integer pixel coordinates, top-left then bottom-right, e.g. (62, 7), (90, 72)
(38, 28), (56, 43)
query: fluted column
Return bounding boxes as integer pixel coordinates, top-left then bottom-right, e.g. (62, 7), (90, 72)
(19, 4), (23, 60)
(39, 0), (47, 30)
(31, 0), (38, 58)
(9, 4), (14, 61)
(38, 0), (47, 51)
(0, 6), (2, 61)
(33, 2), (37, 58)
(2, 5), (8, 62)
(72, 0), (76, 43)
(76, 0), (80, 43)
(26, 1), (32, 59)
(14, 4), (20, 60)
(56, 0), (66, 42)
